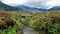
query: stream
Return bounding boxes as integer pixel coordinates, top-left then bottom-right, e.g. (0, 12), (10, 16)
(23, 25), (37, 34)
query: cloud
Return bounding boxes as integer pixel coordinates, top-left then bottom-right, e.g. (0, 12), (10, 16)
(1, 0), (60, 9)
(24, 0), (60, 9)
(24, 0), (50, 8)
(1, 0), (28, 6)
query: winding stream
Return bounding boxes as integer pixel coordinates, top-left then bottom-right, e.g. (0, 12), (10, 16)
(23, 25), (37, 34)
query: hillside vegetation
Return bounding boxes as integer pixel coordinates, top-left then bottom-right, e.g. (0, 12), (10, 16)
(28, 10), (60, 34)
(0, 10), (24, 34)
(0, 10), (60, 34)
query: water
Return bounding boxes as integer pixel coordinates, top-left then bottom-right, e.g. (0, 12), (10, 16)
(23, 25), (37, 34)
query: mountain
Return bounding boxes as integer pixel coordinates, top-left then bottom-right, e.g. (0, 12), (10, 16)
(0, 2), (20, 11)
(50, 6), (60, 10)
(15, 5), (50, 11)
(1, 1), (60, 11)
(0, 2), (32, 13)
(15, 5), (60, 11)
(15, 5), (38, 11)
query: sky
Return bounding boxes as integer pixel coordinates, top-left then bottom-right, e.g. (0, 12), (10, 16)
(0, 0), (60, 9)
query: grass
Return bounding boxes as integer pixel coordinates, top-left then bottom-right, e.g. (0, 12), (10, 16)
(28, 10), (60, 34)
(0, 10), (60, 34)
(0, 10), (24, 34)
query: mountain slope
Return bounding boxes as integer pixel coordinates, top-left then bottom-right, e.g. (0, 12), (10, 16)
(50, 6), (60, 10)
(0, 2), (20, 11)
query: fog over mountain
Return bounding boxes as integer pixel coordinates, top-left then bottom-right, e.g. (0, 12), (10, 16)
(0, 0), (60, 9)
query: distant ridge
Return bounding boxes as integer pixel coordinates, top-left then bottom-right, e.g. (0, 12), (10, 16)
(15, 5), (60, 11)
(50, 6), (60, 10)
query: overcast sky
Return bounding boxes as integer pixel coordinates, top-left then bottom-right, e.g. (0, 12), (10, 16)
(0, 0), (60, 9)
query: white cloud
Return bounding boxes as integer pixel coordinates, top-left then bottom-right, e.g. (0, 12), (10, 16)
(1, 0), (60, 9)
(46, 0), (60, 9)
(1, 0), (27, 6)
(23, 0), (51, 8)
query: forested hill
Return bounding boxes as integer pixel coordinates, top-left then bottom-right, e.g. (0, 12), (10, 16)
(0, 2), (20, 11)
